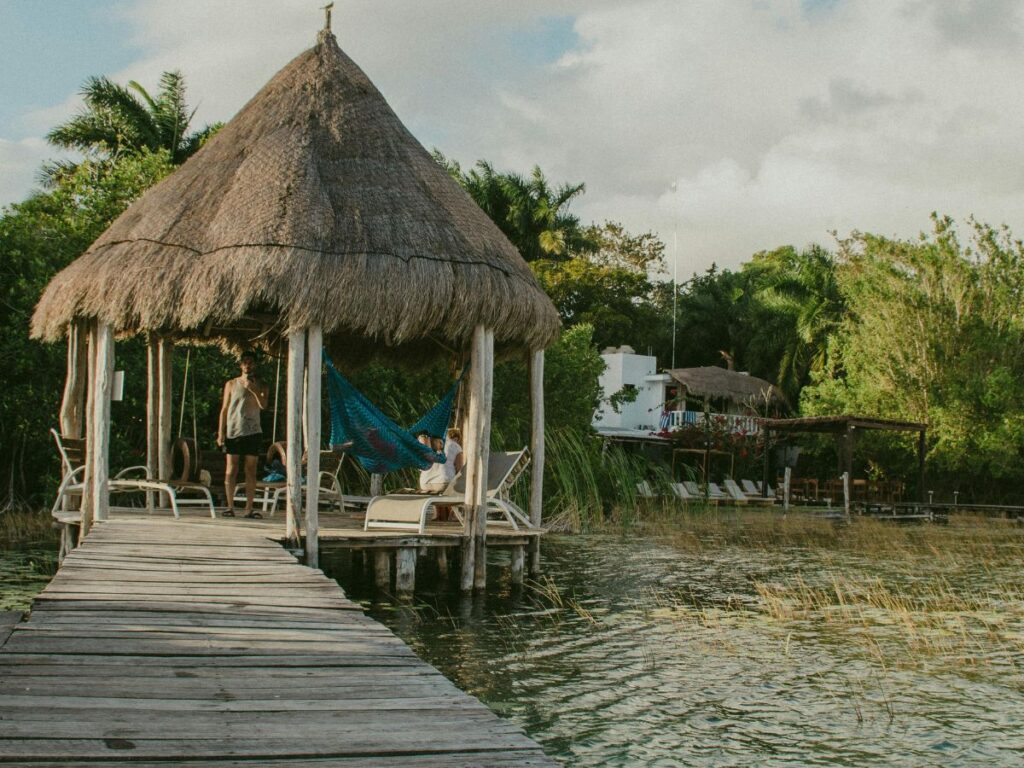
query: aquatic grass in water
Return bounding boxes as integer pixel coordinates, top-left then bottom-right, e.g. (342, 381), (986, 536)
(0, 509), (59, 546)
(0, 545), (57, 612)
(328, 516), (1024, 766)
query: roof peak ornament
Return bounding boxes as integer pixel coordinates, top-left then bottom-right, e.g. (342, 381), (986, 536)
(321, 2), (334, 32)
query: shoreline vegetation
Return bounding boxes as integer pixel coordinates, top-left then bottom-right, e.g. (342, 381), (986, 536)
(4, 66), (1024, 513)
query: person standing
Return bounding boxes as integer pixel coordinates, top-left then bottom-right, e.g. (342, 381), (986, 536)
(217, 353), (269, 518)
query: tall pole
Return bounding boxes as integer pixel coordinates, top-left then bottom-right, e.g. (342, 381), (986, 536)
(145, 336), (159, 510)
(460, 326), (486, 593)
(286, 330), (306, 542)
(528, 349), (545, 576)
(473, 329), (494, 592)
(672, 225), (678, 370)
(305, 326), (322, 568)
(92, 322), (114, 523)
(670, 181), (679, 370)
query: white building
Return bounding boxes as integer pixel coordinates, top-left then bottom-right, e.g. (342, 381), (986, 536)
(593, 347), (780, 439)
(592, 347), (672, 439)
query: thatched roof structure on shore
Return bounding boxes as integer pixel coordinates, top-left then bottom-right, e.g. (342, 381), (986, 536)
(667, 366), (785, 409)
(31, 30), (560, 364)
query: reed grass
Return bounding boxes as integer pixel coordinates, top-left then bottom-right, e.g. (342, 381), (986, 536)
(0, 510), (59, 546)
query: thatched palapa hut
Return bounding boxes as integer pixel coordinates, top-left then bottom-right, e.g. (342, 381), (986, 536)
(32, 26), (558, 583)
(666, 367), (786, 413)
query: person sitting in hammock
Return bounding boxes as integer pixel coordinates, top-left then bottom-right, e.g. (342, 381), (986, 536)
(416, 432), (449, 493)
(433, 428), (464, 521)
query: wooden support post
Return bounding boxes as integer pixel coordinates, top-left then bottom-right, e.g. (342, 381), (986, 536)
(157, 338), (173, 506)
(843, 471), (851, 516)
(369, 474), (383, 497)
(843, 424), (855, 488)
(92, 322), (114, 523)
(60, 321), (87, 439)
(60, 321), (88, 514)
(510, 545), (525, 586)
(761, 428), (772, 500)
(460, 328), (484, 593)
(305, 326), (322, 568)
(528, 349), (544, 576)
(286, 330), (306, 542)
(395, 547), (417, 596)
(917, 429), (926, 504)
(783, 467), (791, 512)
(374, 549), (391, 591)
(145, 337), (159, 510)
(79, 322), (97, 542)
(436, 547), (449, 579)
(473, 329), (493, 592)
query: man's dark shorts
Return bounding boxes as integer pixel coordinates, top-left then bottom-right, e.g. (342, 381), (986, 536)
(224, 433), (262, 458)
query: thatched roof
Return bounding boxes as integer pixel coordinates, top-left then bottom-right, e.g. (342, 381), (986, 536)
(31, 30), (560, 361)
(667, 367), (785, 408)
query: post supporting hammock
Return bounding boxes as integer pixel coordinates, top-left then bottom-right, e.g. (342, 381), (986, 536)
(324, 354), (463, 474)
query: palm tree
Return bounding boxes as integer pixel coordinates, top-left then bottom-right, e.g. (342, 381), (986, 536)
(46, 71), (218, 176)
(752, 245), (845, 397)
(499, 166), (589, 261)
(434, 153), (591, 261)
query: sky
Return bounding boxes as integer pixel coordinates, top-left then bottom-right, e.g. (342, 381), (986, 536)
(2, 0), (1023, 276)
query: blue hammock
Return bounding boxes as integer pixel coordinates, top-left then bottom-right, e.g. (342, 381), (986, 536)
(324, 354), (462, 474)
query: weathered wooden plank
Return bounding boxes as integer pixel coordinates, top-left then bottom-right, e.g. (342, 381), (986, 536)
(0, 612), (21, 649)
(18, 753), (556, 768)
(0, 653), (425, 668)
(0, 518), (555, 766)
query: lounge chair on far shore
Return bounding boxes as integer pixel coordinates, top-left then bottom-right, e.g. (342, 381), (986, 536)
(684, 480), (729, 502)
(671, 482), (709, 504)
(712, 481), (747, 505)
(742, 478), (775, 498)
(725, 479), (774, 506)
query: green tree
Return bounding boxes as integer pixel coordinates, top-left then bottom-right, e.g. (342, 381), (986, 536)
(1, 151), (176, 506)
(743, 244), (844, 400)
(521, 220), (668, 356)
(434, 153), (592, 261)
(45, 71), (218, 178)
(801, 216), (1024, 498)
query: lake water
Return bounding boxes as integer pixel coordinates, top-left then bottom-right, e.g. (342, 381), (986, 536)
(323, 523), (1024, 767)
(4, 519), (1022, 766)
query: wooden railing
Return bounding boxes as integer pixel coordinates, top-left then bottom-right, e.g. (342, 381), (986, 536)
(661, 410), (760, 434)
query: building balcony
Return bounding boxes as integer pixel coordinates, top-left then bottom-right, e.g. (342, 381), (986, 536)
(660, 410), (760, 435)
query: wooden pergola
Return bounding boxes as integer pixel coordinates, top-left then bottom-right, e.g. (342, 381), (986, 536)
(758, 415), (928, 503)
(34, 28), (559, 588)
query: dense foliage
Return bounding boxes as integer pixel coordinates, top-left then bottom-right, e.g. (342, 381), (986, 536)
(3, 66), (1022, 507)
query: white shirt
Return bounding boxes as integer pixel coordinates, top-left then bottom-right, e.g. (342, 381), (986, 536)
(443, 440), (463, 482)
(418, 439), (462, 491)
(419, 460), (447, 490)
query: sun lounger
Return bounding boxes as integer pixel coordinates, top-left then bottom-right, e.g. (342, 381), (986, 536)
(364, 449), (532, 534)
(741, 478), (775, 498)
(684, 480), (728, 501)
(637, 481), (659, 498)
(724, 478), (774, 506)
(51, 429), (214, 519)
(712, 481), (747, 504)
(671, 482), (696, 502)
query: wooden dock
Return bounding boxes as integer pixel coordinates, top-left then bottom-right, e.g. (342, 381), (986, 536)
(0, 517), (555, 766)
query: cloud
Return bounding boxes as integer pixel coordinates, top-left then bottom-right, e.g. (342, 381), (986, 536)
(4, 0), (1024, 274)
(0, 137), (51, 210)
